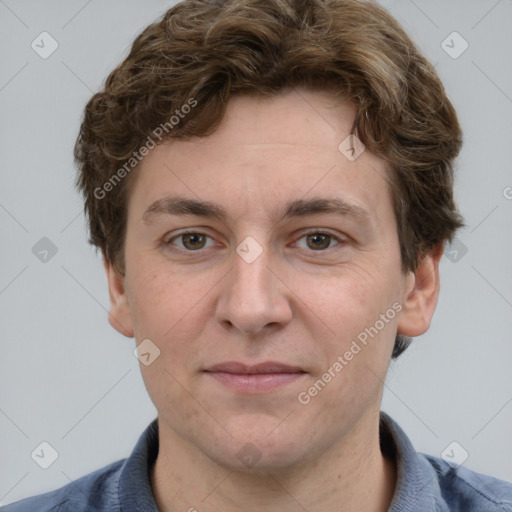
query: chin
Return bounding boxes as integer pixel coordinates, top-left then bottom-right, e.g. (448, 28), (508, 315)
(213, 444), (307, 475)
(203, 417), (315, 472)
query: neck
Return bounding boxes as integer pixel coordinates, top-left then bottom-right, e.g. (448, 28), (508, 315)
(150, 410), (396, 512)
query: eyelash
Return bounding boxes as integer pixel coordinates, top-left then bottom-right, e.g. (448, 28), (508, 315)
(163, 229), (346, 253)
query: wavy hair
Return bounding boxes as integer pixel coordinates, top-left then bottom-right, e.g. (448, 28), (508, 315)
(75, 0), (464, 358)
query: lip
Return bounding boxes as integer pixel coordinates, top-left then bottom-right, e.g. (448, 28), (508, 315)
(204, 361), (307, 393)
(205, 361), (305, 374)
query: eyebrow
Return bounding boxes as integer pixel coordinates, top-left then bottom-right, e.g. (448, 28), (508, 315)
(142, 195), (371, 225)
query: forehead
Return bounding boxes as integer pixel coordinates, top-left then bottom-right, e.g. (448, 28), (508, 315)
(208, 89), (357, 146)
(128, 89), (393, 226)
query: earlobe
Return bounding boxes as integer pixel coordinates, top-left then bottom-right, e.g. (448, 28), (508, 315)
(103, 255), (135, 338)
(397, 243), (444, 338)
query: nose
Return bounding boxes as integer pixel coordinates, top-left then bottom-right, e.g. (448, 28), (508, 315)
(215, 241), (293, 335)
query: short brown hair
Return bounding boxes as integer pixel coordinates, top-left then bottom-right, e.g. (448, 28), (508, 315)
(75, 0), (464, 358)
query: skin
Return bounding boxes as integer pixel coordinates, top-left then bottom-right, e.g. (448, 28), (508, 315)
(104, 88), (443, 512)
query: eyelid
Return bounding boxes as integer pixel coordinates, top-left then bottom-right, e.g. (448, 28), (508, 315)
(164, 229), (217, 251)
(292, 229), (347, 249)
(296, 228), (347, 240)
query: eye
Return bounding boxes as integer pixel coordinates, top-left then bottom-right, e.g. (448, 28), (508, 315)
(164, 230), (345, 253)
(165, 231), (216, 251)
(295, 231), (343, 251)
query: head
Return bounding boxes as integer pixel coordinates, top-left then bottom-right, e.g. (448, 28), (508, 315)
(75, 0), (463, 471)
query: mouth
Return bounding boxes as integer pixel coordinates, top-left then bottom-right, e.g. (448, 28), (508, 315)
(203, 361), (307, 393)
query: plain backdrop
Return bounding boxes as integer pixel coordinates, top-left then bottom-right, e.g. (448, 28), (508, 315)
(1, 0), (511, 506)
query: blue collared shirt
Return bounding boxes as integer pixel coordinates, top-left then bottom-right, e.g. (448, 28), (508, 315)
(3, 412), (511, 511)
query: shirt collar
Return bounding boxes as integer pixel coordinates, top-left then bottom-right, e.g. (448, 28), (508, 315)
(118, 418), (160, 512)
(380, 411), (445, 511)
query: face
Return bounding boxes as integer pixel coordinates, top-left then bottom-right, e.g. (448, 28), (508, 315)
(106, 89), (440, 471)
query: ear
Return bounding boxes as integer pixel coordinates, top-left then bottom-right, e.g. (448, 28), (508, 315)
(397, 243), (444, 337)
(103, 254), (134, 338)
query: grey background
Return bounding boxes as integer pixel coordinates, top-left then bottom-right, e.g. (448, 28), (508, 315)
(1, 0), (511, 506)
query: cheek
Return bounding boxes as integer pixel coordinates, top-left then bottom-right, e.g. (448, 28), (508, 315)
(289, 263), (403, 386)
(126, 258), (189, 339)
(125, 257), (221, 363)
(292, 263), (399, 333)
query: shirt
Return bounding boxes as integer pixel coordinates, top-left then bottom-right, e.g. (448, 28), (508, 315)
(2, 412), (511, 511)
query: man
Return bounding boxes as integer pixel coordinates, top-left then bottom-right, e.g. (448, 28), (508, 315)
(3, 0), (511, 510)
